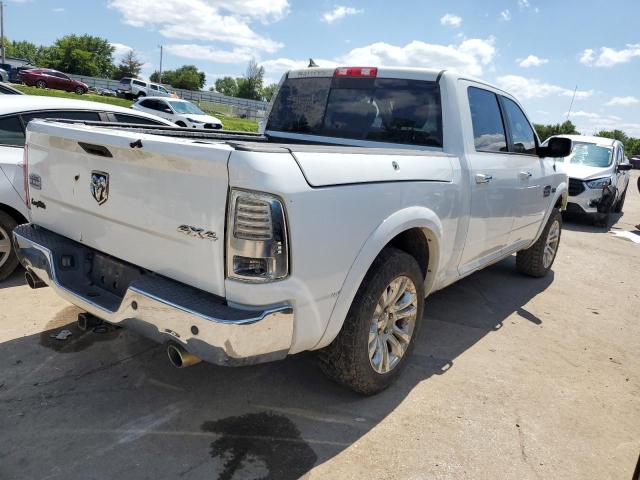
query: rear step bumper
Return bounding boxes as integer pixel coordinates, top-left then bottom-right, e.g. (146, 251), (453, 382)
(13, 224), (294, 366)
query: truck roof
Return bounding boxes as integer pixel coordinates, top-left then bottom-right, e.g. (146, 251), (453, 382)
(285, 66), (508, 95)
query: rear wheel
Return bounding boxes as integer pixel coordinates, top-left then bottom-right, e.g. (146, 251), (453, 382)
(35, 80), (47, 89)
(0, 211), (19, 282)
(318, 247), (424, 395)
(516, 209), (562, 277)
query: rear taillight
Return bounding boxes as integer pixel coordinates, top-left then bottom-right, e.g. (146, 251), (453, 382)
(22, 144), (30, 209)
(226, 189), (289, 282)
(334, 67), (377, 78)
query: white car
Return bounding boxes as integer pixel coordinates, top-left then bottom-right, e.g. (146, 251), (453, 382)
(0, 68), (8, 82)
(132, 97), (223, 129)
(16, 67), (571, 394)
(548, 134), (632, 226)
(0, 96), (175, 280)
(116, 77), (172, 99)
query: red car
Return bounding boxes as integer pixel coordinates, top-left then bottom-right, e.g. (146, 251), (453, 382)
(20, 69), (88, 95)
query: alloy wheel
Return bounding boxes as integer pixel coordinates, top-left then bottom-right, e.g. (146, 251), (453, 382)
(368, 275), (418, 374)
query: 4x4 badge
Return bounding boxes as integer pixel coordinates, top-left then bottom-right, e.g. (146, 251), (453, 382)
(90, 171), (109, 205)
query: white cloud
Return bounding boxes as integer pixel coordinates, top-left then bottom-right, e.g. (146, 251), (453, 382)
(260, 38), (496, 79)
(495, 75), (594, 100)
(52, 7), (65, 12)
(165, 44), (254, 64)
(500, 9), (511, 21)
(566, 111), (600, 119)
(440, 14), (462, 28)
(322, 6), (362, 24)
(107, 0), (287, 53)
(605, 96), (639, 107)
(110, 42), (133, 59)
(579, 43), (640, 67)
(518, 54), (548, 68)
(518, 0), (531, 8)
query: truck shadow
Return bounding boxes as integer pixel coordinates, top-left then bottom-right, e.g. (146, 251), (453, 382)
(562, 211), (624, 232)
(0, 266), (26, 289)
(0, 256), (552, 480)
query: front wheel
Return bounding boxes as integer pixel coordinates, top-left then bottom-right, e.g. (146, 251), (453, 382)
(516, 209), (562, 278)
(0, 211), (19, 282)
(318, 247), (425, 395)
(74, 86), (86, 95)
(613, 187), (627, 213)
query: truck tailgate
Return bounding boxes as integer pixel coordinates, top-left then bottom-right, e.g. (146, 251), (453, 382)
(26, 120), (232, 296)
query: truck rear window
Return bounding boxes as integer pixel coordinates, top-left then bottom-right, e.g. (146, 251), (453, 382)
(267, 76), (443, 148)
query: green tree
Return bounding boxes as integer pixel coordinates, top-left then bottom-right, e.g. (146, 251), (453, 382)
(261, 83), (278, 102)
(3, 38), (51, 66)
(112, 49), (144, 80)
(533, 120), (579, 142)
(45, 35), (115, 77)
(236, 59), (264, 100)
(213, 76), (238, 96)
(151, 65), (205, 90)
(595, 129), (640, 156)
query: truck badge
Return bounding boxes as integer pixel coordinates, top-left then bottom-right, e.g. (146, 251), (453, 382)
(90, 171), (109, 205)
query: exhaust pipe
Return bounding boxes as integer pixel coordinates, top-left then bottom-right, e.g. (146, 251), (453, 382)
(167, 344), (201, 368)
(25, 271), (47, 289)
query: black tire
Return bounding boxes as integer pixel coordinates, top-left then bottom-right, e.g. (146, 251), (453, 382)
(35, 80), (47, 89)
(175, 121), (187, 128)
(0, 211), (19, 282)
(318, 247), (425, 395)
(516, 209), (562, 278)
(593, 212), (610, 227)
(74, 86), (86, 95)
(613, 187), (627, 213)
(136, 92), (146, 99)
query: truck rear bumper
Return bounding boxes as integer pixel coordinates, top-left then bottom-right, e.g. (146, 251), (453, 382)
(13, 224), (294, 366)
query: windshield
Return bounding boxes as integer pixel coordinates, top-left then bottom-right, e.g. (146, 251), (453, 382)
(561, 142), (613, 167)
(168, 101), (204, 115)
(267, 76), (443, 147)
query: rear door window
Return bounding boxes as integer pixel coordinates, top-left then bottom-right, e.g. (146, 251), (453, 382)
(468, 87), (507, 153)
(0, 115), (25, 147)
(22, 110), (101, 125)
(267, 76), (443, 147)
(501, 97), (537, 154)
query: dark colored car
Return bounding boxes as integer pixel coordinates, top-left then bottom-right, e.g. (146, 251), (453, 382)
(20, 69), (88, 94)
(629, 155), (640, 169)
(11, 66), (37, 83)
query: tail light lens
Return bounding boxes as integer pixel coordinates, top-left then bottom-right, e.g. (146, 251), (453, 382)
(226, 189), (289, 282)
(22, 144), (30, 209)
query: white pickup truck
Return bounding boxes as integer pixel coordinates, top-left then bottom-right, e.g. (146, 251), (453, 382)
(14, 67), (572, 394)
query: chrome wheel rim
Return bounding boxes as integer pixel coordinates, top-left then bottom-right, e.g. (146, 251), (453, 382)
(368, 275), (418, 374)
(0, 225), (11, 269)
(543, 220), (560, 269)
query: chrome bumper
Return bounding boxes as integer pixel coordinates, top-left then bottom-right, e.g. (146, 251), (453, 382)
(13, 224), (294, 366)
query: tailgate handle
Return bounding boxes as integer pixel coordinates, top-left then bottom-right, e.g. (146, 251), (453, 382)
(78, 142), (113, 158)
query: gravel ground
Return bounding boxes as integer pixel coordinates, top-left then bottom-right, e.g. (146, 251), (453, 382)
(1, 172), (639, 480)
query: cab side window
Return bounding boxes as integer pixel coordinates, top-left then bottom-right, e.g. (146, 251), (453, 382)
(0, 115), (25, 147)
(468, 87), (508, 153)
(501, 97), (537, 154)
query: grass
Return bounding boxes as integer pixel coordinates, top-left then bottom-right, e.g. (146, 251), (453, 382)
(13, 84), (259, 132)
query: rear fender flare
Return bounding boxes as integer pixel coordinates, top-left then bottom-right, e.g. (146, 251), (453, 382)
(528, 181), (567, 247)
(313, 206), (443, 350)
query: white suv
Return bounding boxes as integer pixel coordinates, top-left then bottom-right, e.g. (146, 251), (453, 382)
(132, 97), (223, 129)
(117, 77), (172, 99)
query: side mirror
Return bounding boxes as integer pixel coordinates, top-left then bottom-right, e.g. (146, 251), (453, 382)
(618, 163), (632, 171)
(538, 137), (572, 158)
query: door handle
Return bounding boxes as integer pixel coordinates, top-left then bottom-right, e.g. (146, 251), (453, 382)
(519, 171), (533, 180)
(475, 174), (493, 184)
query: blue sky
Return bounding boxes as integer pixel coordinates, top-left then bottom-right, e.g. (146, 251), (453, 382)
(5, 0), (640, 136)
